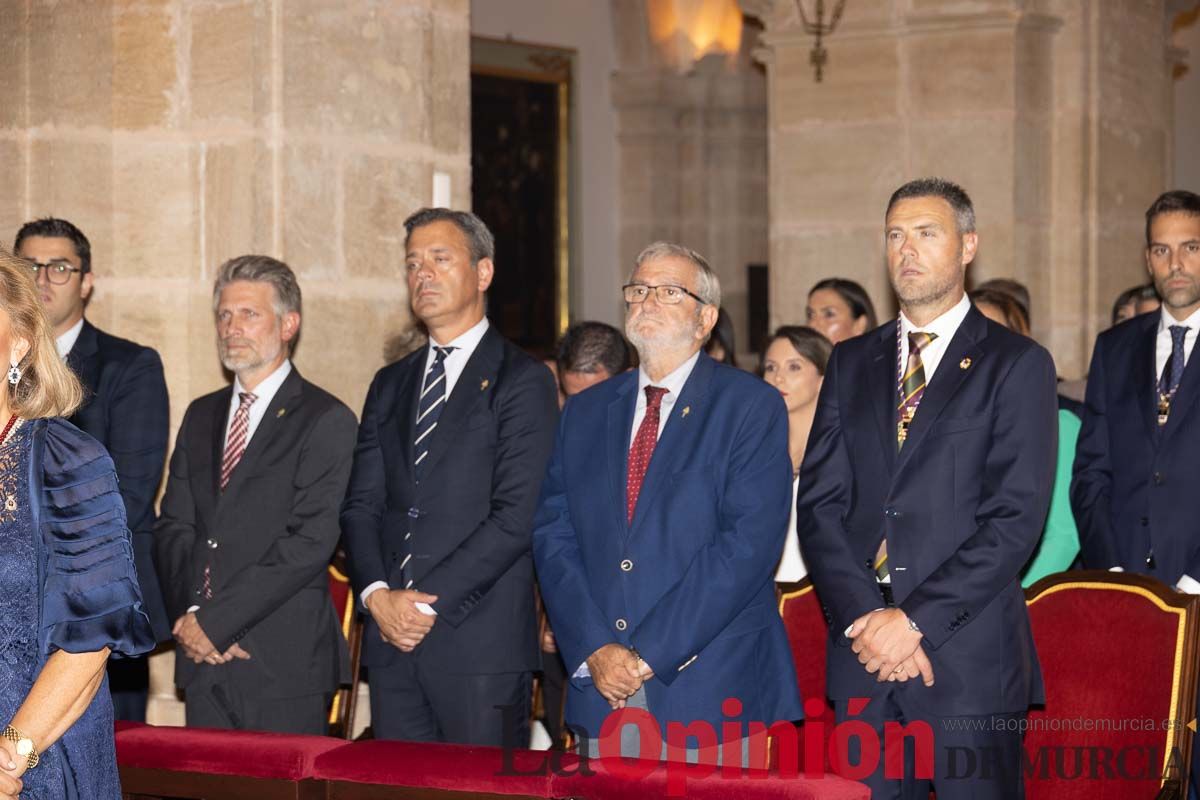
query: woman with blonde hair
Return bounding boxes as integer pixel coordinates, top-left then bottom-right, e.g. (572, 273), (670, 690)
(0, 247), (153, 799)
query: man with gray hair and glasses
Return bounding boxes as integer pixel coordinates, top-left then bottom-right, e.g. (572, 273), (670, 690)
(155, 255), (358, 733)
(533, 242), (802, 762)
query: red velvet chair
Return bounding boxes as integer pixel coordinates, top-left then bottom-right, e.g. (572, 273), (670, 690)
(1024, 570), (1200, 800)
(556, 756), (872, 799)
(328, 563), (365, 739)
(777, 579), (835, 770)
(311, 740), (557, 798)
(117, 724), (343, 800)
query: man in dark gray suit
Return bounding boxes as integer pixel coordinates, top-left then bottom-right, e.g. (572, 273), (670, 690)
(155, 255), (358, 734)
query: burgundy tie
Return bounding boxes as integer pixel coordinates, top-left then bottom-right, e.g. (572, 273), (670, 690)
(220, 391), (257, 490)
(627, 386), (668, 524)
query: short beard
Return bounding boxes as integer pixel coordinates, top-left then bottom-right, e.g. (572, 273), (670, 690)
(625, 314), (701, 367)
(895, 269), (962, 313)
(219, 339), (281, 375)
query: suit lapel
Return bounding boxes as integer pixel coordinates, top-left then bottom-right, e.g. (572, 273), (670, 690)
(208, 387), (233, 503)
(629, 354), (715, 537)
(607, 374), (638, 540)
(1134, 315), (1160, 441)
(419, 326), (503, 477)
(66, 320), (101, 397)
(391, 355), (422, 484)
(893, 306), (987, 478)
(867, 323), (899, 474)
(221, 368), (305, 498)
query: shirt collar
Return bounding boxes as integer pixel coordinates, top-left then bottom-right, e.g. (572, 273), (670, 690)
(899, 292), (972, 342)
(637, 349), (701, 399)
(1158, 305), (1200, 334)
(55, 317), (85, 359)
(430, 315), (490, 356)
(233, 358), (292, 404)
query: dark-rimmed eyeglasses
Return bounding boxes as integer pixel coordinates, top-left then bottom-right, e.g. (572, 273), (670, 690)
(622, 283), (706, 305)
(23, 260), (82, 285)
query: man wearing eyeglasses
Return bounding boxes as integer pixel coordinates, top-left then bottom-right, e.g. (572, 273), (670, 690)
(533, 242), (802, 763)
(14, 217), (171, 722)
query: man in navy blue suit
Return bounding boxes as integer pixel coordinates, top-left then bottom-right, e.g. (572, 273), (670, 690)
(796, 178), (1058, 798)
(1072, 189), (1200, 794)
(533, 242), (802, 761)
(15, 217), (170, 722)
(341, 208), (558, 746)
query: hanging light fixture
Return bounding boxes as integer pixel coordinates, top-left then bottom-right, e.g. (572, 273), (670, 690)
(795, 0), (847, 82)
(645, 0), (744, 74)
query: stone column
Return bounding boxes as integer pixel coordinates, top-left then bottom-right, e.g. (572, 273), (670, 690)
(0, 0), (470, 723)
(611, 0), (768, 361)
(745, 0), (1174, 377)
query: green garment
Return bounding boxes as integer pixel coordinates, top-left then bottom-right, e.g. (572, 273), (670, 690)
(1022, 408), (1082, 587)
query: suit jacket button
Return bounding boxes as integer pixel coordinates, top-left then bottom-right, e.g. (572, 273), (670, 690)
(1153, 472), (1165, 485)
(615, 618), (627, 631)
(1141, 517), (1149, 527)
(620, 559), (633, 572)
(206, 539), (218, 549)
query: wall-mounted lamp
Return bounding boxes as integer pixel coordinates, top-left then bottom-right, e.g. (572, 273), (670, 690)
(645, 0), (744, 74)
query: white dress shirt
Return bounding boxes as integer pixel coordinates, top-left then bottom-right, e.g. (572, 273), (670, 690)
(1154, 305), (1200, 381)
(774, 476), (807, 582)
(897, 292), (972, 385)
(225, 359), (293, 448)
(360, 316), (491, 612)
(1152, 307), (1200, 594)
(55, 317), (85, 359)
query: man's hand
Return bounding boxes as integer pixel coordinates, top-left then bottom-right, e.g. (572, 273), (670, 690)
(0, 737), (25, 798)
(635, 658), (654, 682)
(848, 608), (925, 682)
(586, 644), (642, 709)
(884, 644), (935, 686)
(173, 613), (220, 664)
(366, 589), (439, 652)
(541, 625), (557, 653)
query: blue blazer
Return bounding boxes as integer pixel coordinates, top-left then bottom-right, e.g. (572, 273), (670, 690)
(796, 307), (1057, 717)
(67, 320), (170, 642)
(533, 353), (804, 740)
(1072, 311), (1200, 584)
(341, 326), (559, 675)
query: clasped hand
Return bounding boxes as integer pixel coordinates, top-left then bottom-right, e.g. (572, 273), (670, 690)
(848, 608), (935, 686)
(173, 613), (252, 665)
(0, 737), (23, 799)
(367, 589), (439, 652)
(587, 643), (654, 709)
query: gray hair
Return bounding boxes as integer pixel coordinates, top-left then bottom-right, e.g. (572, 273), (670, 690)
(631, 241), (721, 308)
(403, 208), (496, 265)
(212, 254), (302, 318)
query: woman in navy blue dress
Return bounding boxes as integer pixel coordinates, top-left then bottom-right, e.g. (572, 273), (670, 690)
(0, 248), (154, 799)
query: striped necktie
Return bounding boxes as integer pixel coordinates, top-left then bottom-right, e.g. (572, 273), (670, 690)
(414, 346), (455, 480)
(1158, 325), (1189, 426)
(207, 390), (256, 598)
(877, 331), (937, 584)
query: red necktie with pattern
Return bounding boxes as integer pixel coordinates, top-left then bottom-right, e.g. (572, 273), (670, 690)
(626, 386), (668, 524)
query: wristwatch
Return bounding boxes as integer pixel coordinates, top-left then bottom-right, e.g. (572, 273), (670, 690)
(2, 726), (39, 769)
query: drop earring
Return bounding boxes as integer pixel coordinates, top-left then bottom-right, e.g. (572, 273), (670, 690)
(6, 363), (21, 386)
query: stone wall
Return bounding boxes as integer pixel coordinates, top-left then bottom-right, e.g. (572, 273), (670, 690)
(0, 0), (471, 724)
(745, 0), (1175, 378)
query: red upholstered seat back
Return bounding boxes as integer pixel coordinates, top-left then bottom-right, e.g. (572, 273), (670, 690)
(1025, 580), (1190, 799)
(116, 725), (346, 781)
(778, 581), (835, 770)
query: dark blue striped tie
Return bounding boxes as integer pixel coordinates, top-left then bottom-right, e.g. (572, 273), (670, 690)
(405, 346), (453, 589)
(415, 345), (454, 478)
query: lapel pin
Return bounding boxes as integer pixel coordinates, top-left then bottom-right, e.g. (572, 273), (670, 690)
(276, 408), (286, 417)
(959, 358), (972, 370)
(681, 406), (690, 418)
(480, 378), (490, 391)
